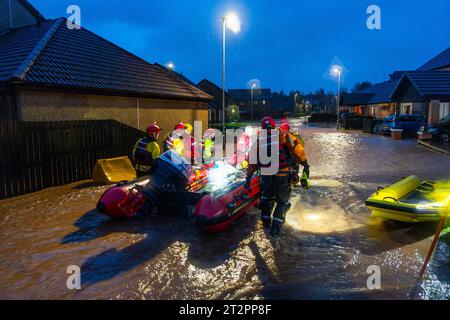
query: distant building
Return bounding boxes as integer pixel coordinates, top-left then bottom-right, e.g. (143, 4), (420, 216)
(0, 0), (212, 137)
(228, 88), (272, 120)
(271, 93), (296, 118)
(417, 46), (450, 71)
(197, 79), (233, 124)
(342, 72), (404, 119)
(154, 63), (198, 87)
(341, 46), (450, 123)
(0, 0), (44, 33)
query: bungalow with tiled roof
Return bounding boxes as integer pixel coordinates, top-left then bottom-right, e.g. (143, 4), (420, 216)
(392, 71), (450, 124)
(341, 45), (450, 122)
(0, 0), (212, 134)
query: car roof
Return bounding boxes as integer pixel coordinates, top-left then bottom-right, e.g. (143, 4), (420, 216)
(398, 114), (423, 117)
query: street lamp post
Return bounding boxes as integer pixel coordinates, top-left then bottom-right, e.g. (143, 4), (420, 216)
(221, 13), (241, 133)
(294, 93), (298, 114)
(222, 17), (226, 133)
(250, 83), (256, 122)
(331, 65), (342, 129)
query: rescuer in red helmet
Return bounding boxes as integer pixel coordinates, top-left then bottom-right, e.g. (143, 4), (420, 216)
(164, 122), (201, 164)
(244, 116), (310, 237)
(279, 121), (308, 187)
(132, 123), (162, 176)
(164, 123), (187, 155)
(279, 122), (290, 132)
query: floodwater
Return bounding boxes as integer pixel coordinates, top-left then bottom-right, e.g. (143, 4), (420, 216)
(0, 123), (449, 300)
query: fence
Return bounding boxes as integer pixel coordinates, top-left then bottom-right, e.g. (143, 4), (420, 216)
(0, 120), (144, 200)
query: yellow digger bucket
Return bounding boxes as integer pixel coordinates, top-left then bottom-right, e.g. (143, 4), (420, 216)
(92, 156), (136, 184)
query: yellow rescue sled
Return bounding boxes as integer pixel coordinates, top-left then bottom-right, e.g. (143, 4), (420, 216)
(366, 176), (450, 222)
(93, 156), (137, 184)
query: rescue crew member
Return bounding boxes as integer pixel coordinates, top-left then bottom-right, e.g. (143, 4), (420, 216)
(244, 117), (310, 237)
(164, 122), (200, 163)
(279, 123), (308, 188)
(132, 123), (162, 176)
(164, 123), (187, 155)
(203, 128), (216, 163)
(280, 123), (305, 147)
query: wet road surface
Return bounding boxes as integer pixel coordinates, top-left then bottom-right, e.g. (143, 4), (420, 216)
(0, 123), (449, 299)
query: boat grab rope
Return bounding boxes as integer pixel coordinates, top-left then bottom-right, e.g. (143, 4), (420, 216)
(416, 181), (436, 193)
(383, 196), (399, 202)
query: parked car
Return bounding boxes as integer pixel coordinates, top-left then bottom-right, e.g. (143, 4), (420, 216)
(418, 115), (450, 144)
(339, 112), (364, 129)
(380, 114), (425, 135)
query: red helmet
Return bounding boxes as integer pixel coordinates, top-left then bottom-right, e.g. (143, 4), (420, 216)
(146, 123), (161, 138)
(174, 123), (187, 131)
(261, 117), (276, 130)
(204, 128), (216, 140)
(280, 123), (290, 132)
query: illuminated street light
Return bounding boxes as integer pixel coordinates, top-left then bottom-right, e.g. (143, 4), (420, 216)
(166, 62), (175, 71)
(331, 65), (342, 77)
(224, 12), (241, 33)
(221, 12), (241, 133)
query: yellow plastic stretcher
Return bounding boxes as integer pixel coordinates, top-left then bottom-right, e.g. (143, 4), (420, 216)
(366, 176), (450, 222)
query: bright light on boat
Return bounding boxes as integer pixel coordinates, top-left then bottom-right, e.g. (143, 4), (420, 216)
(208, 162), (238, 190)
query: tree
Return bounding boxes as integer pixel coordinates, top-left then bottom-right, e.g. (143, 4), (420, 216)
(226, 105), (240, 122)
(352, 81), (372, 92)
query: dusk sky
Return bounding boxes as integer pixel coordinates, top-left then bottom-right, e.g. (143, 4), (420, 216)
(32, 0), (450, 93)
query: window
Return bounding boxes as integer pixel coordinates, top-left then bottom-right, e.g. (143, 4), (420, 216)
(439, 102), (449, 120)
(400, 104), (412, 114)
(208, 109), (212, 122)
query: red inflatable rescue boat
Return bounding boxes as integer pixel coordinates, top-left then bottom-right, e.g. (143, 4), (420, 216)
(97, 151), (260, 232)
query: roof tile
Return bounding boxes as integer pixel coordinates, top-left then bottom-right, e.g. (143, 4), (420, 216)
(0, 19), (211, 102)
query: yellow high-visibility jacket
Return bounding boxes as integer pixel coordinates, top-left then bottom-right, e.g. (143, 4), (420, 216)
(132, 137), (161, 173)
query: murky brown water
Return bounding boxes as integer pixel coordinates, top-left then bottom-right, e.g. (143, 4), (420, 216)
(0, 124), (449, 300)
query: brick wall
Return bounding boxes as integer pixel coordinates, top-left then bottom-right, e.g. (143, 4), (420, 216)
(17, 90), (209, 144)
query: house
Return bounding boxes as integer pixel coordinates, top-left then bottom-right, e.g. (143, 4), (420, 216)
(391, 71), (450, 124)
(341, 46), (450, 122)
(270, 93), (297, 117)
(0, 0), (44, 33)
(228, 88), (272, 120)
(154, 63), (198, 87)
(0, 0), (212, 138)
(197, 79), (232, 124)
(417, 46), (450, 71)
(342, 73), (403, 119)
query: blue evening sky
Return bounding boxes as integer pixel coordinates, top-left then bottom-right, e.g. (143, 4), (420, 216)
(31, 0), (450, 93)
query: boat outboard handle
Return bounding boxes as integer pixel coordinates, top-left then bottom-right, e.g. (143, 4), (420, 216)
(117, 180), (129, 187)
(234, 192), (248, 201)
(235, 183), (251, 201)
(129, 184), (145, 193)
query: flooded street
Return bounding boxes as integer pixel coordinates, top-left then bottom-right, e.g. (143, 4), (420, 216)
(1, 124), (449, 300)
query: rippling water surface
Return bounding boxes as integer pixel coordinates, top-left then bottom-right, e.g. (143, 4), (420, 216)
(0, 123), (449, 299)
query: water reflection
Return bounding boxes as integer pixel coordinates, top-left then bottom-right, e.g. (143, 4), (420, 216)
(0, 125), (449, 299)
